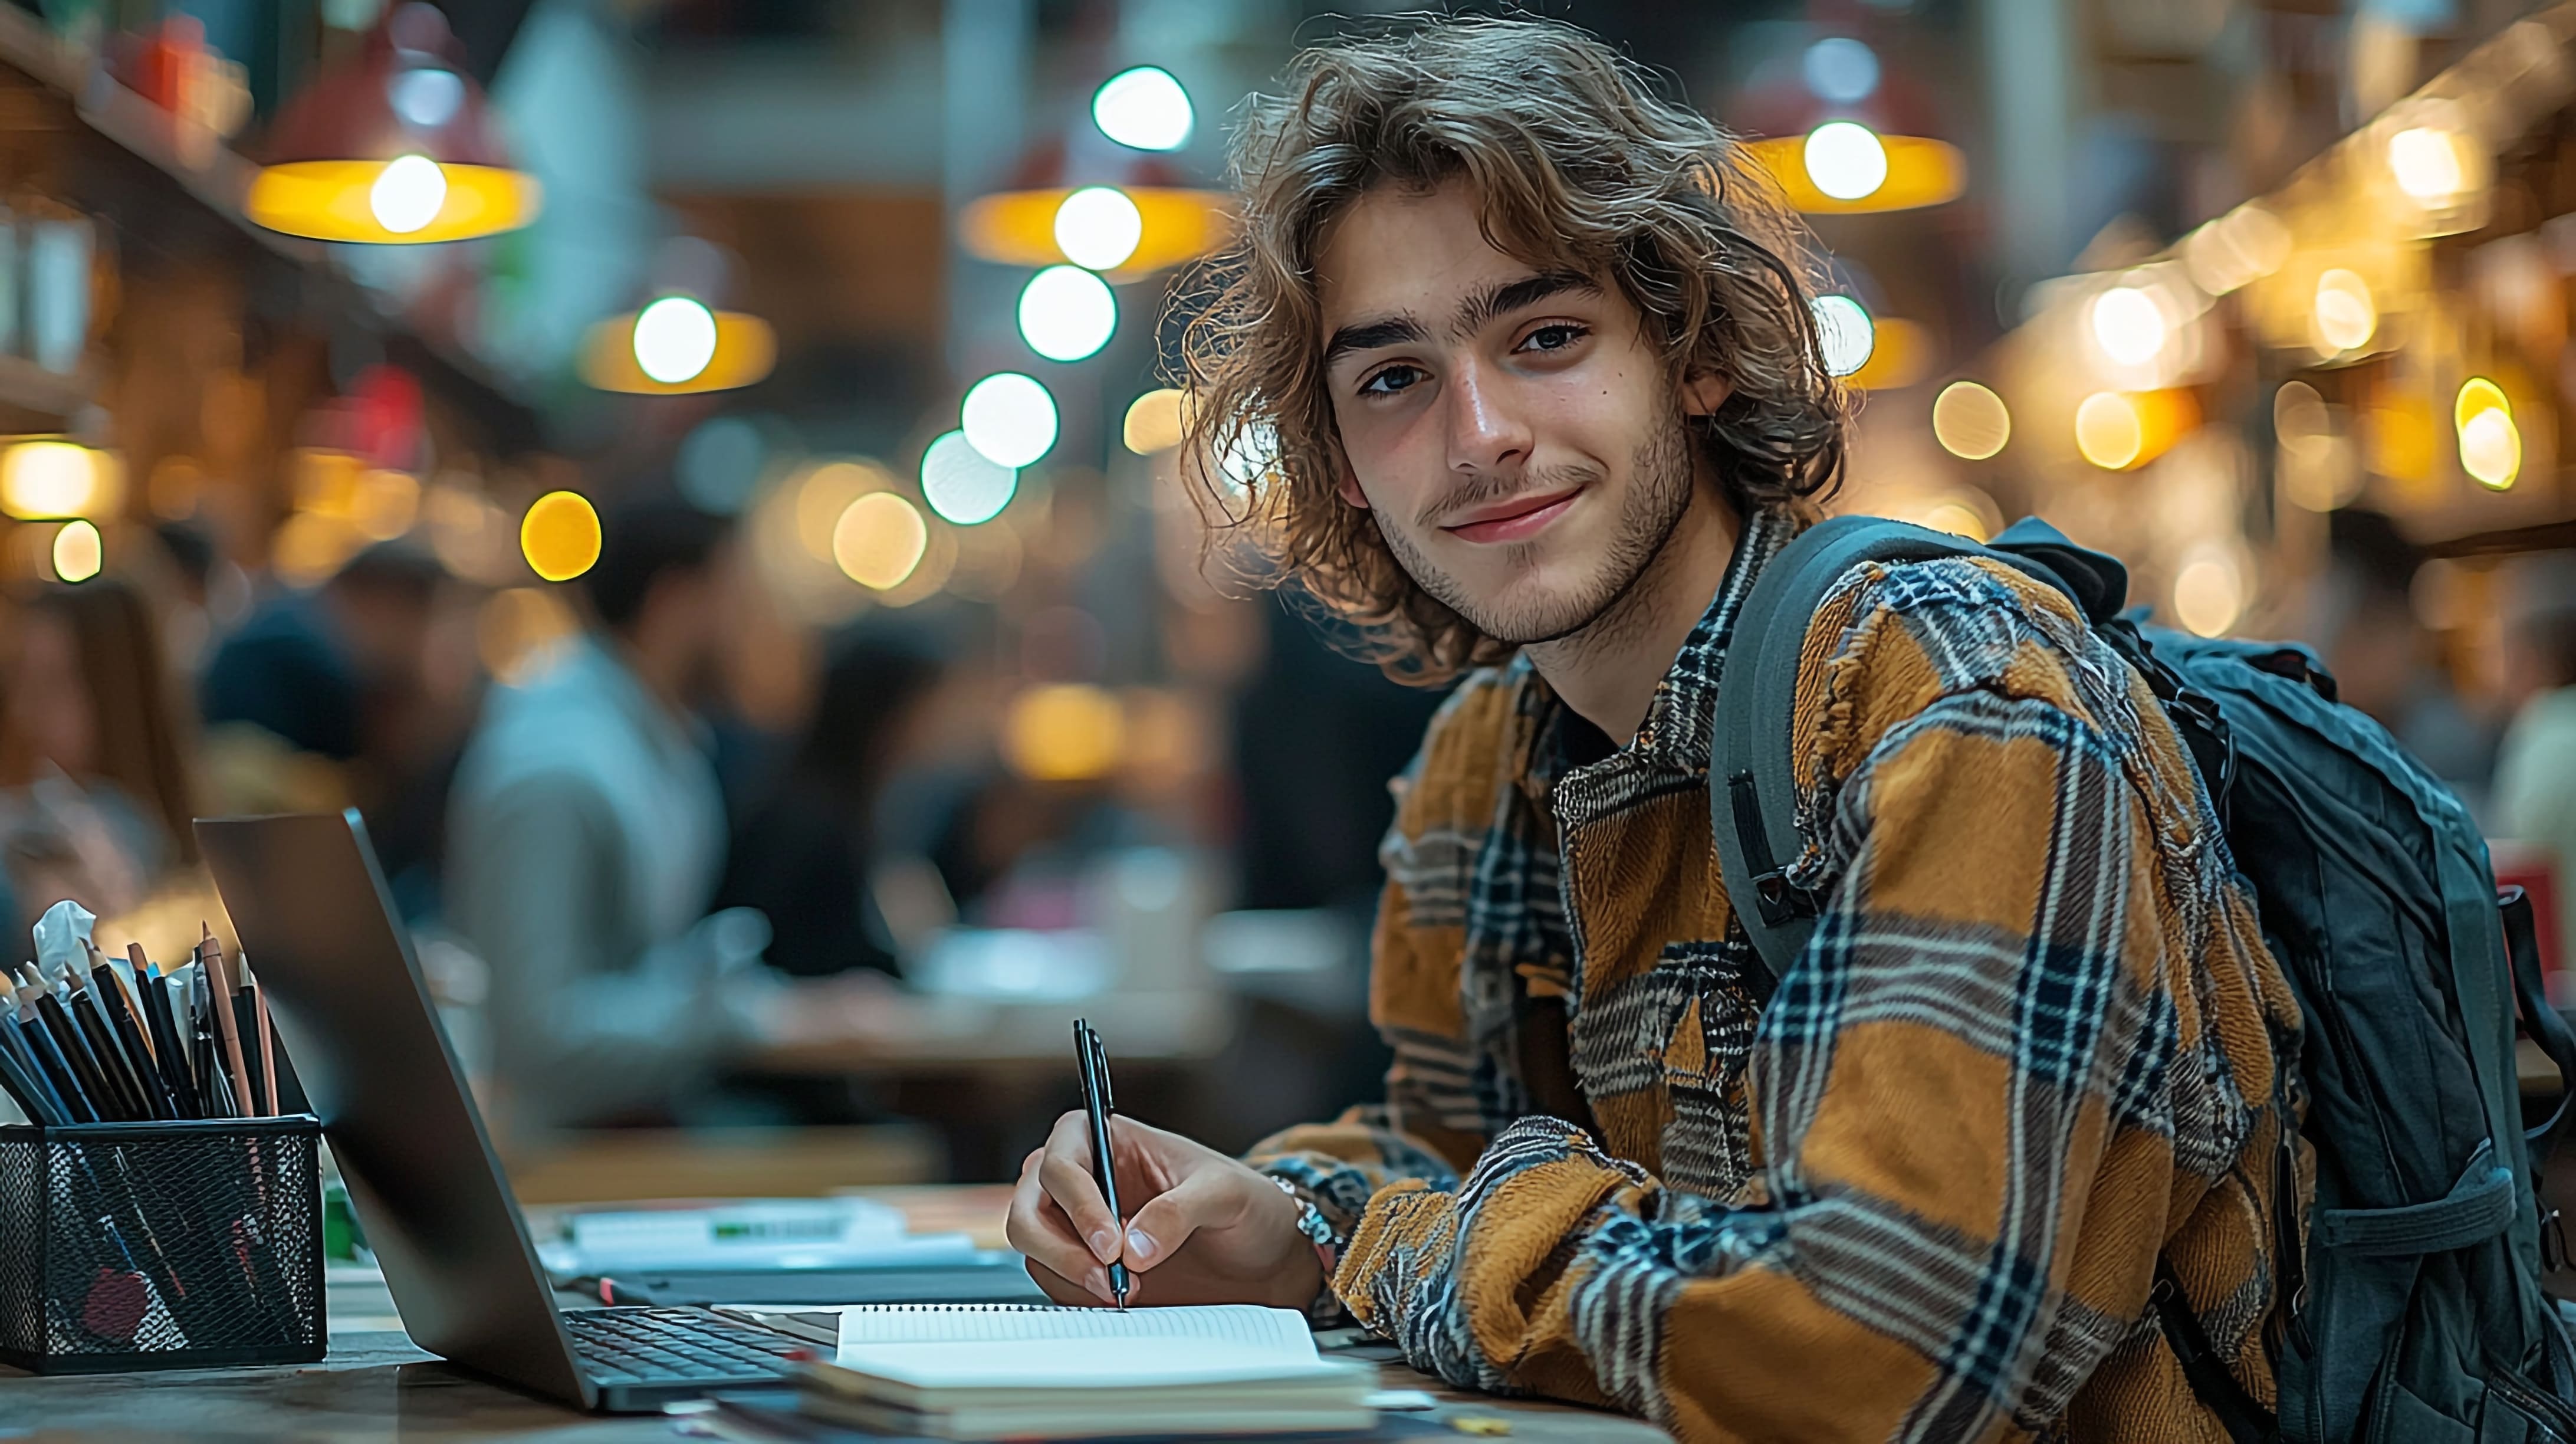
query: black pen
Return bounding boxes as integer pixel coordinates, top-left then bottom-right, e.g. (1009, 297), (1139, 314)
(139, 963), (201, 1118)
(15, 1003), (95, 1122)
(1073, 1018), (1128, 1309)
(0, 996), (69, 1121)
(25, 967), (119, 1120)
(91, 960), (175, 1119)
(64, 977), (147, 1120)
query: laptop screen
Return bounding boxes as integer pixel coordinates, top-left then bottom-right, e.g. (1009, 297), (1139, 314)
(198, 810), (592, 1409)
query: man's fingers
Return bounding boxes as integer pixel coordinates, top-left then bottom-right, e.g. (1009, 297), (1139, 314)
(1118, 1166), (1236, 1274)
(1039, 1110), (1124, 1263)
(1037, 1153), (1124, 1265)
(1023, 1256), (1114, 1308)
(1006, 1152), (1112, 1291)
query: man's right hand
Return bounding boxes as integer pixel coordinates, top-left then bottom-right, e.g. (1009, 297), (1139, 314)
(1005, 1111), (1325, 1310)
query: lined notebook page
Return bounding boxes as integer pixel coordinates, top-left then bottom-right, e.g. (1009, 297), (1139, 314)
(832, 1303), (1316, 1361)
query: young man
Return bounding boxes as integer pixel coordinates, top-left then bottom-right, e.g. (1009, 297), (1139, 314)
(1006, 19), (2305, 1442)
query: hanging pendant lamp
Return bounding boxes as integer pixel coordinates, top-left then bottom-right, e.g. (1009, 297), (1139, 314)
(245, 4), (542, 244)
(579, 237), (778, 396)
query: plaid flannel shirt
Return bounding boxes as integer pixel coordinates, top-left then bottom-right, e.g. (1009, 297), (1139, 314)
(1248, 508), (2305, 1442)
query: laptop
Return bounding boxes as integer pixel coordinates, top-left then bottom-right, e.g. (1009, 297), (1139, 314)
(197, 809), (820, 1412)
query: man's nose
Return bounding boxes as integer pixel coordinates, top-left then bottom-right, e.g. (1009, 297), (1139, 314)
(1445, 357), (1532, 478)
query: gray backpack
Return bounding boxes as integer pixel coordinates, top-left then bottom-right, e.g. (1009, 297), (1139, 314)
(1710, 515), (2576, 1443)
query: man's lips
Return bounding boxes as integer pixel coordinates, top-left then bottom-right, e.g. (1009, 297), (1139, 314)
(1440, 488), (1582, 544)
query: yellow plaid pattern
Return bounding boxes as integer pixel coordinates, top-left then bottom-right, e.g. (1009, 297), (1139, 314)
(1250, 510), (2305, 1442)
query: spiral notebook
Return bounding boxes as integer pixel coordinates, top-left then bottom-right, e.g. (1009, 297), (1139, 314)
(734, 1304), (1377, 1440)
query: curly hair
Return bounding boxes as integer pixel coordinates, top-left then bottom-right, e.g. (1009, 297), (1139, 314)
(1177, 17), (1850, 684)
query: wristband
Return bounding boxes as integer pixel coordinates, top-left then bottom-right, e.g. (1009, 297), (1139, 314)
(1270, 1175), (1340, 1275)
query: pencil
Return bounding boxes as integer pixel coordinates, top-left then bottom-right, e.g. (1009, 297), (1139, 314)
(198, 925), (255, 1123)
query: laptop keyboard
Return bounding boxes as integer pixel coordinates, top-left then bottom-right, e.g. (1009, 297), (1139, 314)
(563, 1307), (808, 1386)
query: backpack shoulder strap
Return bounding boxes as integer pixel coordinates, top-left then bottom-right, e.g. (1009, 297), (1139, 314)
(1711, 516), (2113, 984)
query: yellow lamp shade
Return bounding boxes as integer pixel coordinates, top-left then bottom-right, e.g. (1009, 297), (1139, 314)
(247, 160), (541, 244)
(579, 310), (777, 395)
(1743, 133), (1966, 214)
(249, 6), (541, 245)
(960, 187), (1233, 277)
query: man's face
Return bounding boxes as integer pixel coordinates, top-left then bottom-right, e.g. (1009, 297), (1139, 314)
(1315, 180), (1714, 646)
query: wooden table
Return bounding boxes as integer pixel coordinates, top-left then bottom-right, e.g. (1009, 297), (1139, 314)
(0, 1187), (1673, 1443)
(0, 1330), (1670, 1442)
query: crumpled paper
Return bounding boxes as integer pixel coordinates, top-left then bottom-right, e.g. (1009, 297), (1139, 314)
(31, 898), (95, 977)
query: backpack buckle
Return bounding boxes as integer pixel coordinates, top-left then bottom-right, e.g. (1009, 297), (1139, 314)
(2544, 1206), (2568, 1274)
(1753, 872), (1819, 926)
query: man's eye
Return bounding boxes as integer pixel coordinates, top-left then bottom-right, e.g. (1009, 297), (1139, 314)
(1518, 323), (1588, 353)
(1360, 365), (1425, 396)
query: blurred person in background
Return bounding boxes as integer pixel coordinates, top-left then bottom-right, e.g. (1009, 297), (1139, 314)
(714, 619), (953, 978)
(0, 579), (198, 933)
(2308, 508), (2498, 809)
(2493, 552), (2576, 969)
(201, 541), (480, 917)
(446, 492), (904, 1133)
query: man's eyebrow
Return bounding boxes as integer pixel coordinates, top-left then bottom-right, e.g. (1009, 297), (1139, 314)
(1323, 314), (1430, 369)
(1453, 271), (1599, 337)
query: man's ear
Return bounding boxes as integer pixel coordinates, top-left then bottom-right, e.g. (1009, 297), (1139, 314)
(1681, 370), (1734, 418)
(1335, 460), (1371, 510)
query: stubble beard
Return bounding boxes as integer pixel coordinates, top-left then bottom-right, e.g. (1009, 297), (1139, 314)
(1377, 406), (1698, 651)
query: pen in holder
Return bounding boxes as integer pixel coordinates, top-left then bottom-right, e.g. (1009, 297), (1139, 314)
(0, 1114), (326, 1373)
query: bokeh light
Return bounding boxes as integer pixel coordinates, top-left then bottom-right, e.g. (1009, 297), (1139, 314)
(921, 430), (1018, 526)
(833, 491), (929, 589)
(794, 461), (890, 560)
(678, 415), (768, 514)
(351, 469), (420, 540)
(1053, 187), (1144, 272)
(1092, 67), (1193, 152)
(1802, 37), (1879, 104)
(369, 155), (446, 235)
(1018, 265), (1118, 362)
(2182, 205), (2290, 296)
(1, 440), (100, 518)
(272, 511), (363, 586)
(2389, 126), (2468, 203)
(521, 490), (603, 582)
(1003, 683), (1127, 782)
(1811, 294), (1875, 377)
(477, 586), (580, 685)
(1124, 389), (1187, 454)
(49, 519), (100, 583)
(2172, 543), (2247, 638)
(2075, 392), (2144, 470)
(961, 372), (1059, 468)
(632, 296), (719, 385)
(2313, 269), (2377, 354)
(2455, 377), (2510, 434)
(2090, 286), (2167, 367)
(2460, 406), (2522, 489)
(1803, 122), (1888, 202)
(1932, 381), (2011, 460)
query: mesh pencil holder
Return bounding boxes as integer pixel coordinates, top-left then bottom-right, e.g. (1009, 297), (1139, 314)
(0, 1115), (326, 1373)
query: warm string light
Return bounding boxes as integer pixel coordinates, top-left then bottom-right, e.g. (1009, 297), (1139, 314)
(521, 490), (602, 582)
(2455, 376), (2521, 490)
(1932, 382), (2010, 460)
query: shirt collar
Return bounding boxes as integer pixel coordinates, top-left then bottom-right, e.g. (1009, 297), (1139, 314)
(1523, 505), (1798, 792)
